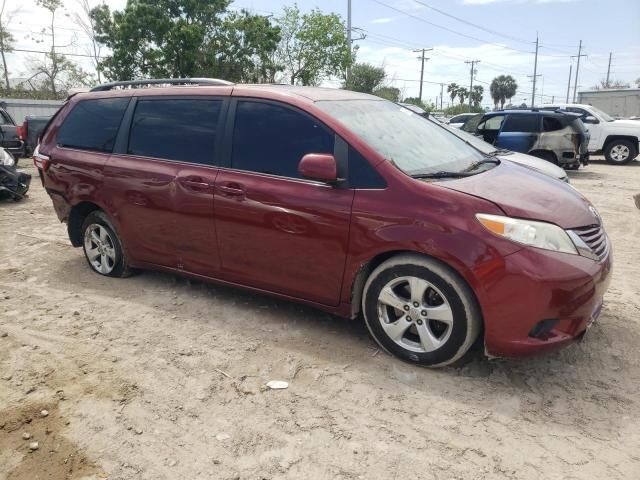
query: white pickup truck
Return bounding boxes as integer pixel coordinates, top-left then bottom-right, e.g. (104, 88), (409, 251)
(539, 103), (640, 165)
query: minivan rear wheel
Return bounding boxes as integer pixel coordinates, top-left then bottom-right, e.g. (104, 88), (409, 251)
(362, 255), (481, 367)
(81, 211), (132, 278)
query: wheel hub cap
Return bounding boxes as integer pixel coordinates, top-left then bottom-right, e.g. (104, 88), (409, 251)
(84, 224), (116, 275)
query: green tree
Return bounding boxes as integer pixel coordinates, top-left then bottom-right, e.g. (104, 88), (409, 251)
(470, 85), (484, 108)
(447, 83), (459, 104)
(457, 87), (468, 105)
(276, 5), (352, 85)
(373, 86), (400, 102)
(490, 75), (518, 110)
(344, 63), (385, 93)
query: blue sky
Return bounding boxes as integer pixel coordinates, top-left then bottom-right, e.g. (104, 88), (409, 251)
(7, 0), (640, 107)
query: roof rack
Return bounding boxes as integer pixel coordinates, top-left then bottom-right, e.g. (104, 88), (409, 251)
(89, 78), (234, 92)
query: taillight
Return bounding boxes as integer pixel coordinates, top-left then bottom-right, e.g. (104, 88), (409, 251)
(33, 146), (51, 171)
(16, 123), (26, 140)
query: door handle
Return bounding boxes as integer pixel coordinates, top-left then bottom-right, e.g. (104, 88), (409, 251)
(217, 184), (245, 197)
(179, 177), (211, 191)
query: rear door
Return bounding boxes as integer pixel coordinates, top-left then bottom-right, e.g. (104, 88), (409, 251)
(213, 99), (354, 306)
(496, 114), (540, 153)
(106, 96), (226, 274)
(477, 114), (505, 145)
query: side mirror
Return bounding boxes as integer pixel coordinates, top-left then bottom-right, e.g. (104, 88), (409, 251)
(298, 153), (338, 183)
(583, 115), (599, 124)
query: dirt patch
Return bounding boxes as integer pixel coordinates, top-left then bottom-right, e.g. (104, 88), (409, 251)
(0, 402), (102, 480)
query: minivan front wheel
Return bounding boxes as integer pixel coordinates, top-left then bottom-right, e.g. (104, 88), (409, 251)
(362, 255), (481, 367)
(81, 211), (131, 277)
(604, 140), (637, 165)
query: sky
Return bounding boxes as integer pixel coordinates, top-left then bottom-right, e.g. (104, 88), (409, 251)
(4, 0), (640, 107)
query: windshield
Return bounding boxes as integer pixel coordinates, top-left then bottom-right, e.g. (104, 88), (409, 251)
(316, 99), (484, 175)
(588, 105), (614, 122)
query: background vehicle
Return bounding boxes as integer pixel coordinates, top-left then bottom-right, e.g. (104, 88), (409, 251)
(0, 147), (30, 200)
(36, 79), (611, 367)
(17, 115), (52, 158)
(447, 112), (477, 129)
(463, 110), (588, 169)
(0, 106), (25, 161)
(540, 103), (640, 164)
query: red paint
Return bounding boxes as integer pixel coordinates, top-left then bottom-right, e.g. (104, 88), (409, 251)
(298, 153), (337, 182)
(38, 85), (612, 359)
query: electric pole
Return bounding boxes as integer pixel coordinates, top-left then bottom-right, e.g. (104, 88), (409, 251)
(572, 40), (586, 103)
(606, 52), (612, 88)
(414, 48), (432, 102)
(531, 34), (539, 108)
(440, 83), (444, 111)
(346, 0), (352, 82)
(566, 64), (572, 103)
(465, 60), (480, 109)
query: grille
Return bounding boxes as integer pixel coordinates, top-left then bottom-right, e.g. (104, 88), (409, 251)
(572, 224), (608, 260)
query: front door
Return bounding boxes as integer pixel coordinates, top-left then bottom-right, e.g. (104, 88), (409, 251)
(495, 114), (540, 154)
(214, 100), (354, 306)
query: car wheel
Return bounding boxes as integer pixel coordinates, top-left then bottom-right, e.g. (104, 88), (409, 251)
(604, 140), (637, 165)
(362, 254), (481, 367)
(81, 211), (132, 278)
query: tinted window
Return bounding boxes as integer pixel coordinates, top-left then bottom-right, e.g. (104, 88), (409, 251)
(128, 99), (222, 164)
(0, 110), (12, 124)
(462, 114), (483, 133)
(502, 115), (539, 133)
(232, 101), (334, 179)
(542, 116), (563, 132)
(481, 115), (505, 130)
(57, 98), (129, 152)
(348, 147), (386, 189)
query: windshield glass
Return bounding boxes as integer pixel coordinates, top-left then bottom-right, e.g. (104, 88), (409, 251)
(316, 99), (484, 175)
(588, 105), (614, 122)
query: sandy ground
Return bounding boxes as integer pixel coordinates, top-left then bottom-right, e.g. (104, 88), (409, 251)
(1, 158), (639, 480)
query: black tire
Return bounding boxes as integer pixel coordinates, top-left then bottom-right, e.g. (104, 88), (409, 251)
(529, 150), (558, 165)
(81, 210), (133, 278)
(362, 254), (481, 367)
(604, 139), (637, 165)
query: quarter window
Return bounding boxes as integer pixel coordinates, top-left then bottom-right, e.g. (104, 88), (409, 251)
(502, 115), (540, 133)
(57, 98), (130, 152)
(231, 101), (334, 179)
(128, 99), (222, 164)
(542, 116), (563, 132)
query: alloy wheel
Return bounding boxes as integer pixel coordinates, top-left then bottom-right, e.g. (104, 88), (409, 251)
(84, 224), (117, 275)
(610, 144), (630, 162)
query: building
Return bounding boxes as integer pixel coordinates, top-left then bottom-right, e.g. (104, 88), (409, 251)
(577, 88), (640, 118)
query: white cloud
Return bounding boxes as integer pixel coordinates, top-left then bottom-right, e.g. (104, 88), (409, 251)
(371, 17), (395, 24)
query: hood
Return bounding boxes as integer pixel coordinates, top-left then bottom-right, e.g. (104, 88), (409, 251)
(440, 161), (598, 229)
(611, 119), (640, 130)
(498, 152), (567, 181)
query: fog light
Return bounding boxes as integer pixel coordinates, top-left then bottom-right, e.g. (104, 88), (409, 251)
(529, 319), (559, 339)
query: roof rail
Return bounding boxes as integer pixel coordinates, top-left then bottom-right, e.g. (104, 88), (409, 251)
(89, 78), (234, 92)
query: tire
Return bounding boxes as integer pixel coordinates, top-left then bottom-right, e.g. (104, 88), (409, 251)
(529, 150), (558, 165)
(604, 139), (637, 165)
(81, 210), (133, 278)
(362, 254), (481, 367)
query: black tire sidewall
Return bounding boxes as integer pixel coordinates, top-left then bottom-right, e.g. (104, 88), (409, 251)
(363, 263), (470, 366)
(81, 211), (127, 277)
(605, 140), (636, 165)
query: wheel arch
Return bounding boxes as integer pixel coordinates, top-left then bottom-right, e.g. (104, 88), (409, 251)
(603, 135), (639, 150)
(67, 201), (103, 247)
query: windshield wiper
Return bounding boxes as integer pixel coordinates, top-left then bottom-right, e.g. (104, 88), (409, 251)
(463, 158), (501, 172)
(411, 171), (475, 179)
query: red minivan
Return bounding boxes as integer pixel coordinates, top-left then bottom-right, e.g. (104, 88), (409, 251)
(36, 79), (612, 367)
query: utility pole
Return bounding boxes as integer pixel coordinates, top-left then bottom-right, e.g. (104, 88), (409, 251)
(440, 83), (444, 111)
(605, 52), (612, 88)
(530, 34), (539, 108)
(346, 0), (352, 82)
(414, 48), (432, 102)
(465, 59), (480, 109)
(566, 64), (572, 103)
(572, 40), (586, 103)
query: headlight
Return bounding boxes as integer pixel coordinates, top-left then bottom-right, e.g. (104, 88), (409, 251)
(0, 148), (15, 167)
(476, 213), (578, 255)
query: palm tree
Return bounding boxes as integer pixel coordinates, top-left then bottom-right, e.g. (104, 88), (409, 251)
(471, 85), (484, 107)
(457, 87), (468, 105)
(447, 83), (459, 104)
(490, 75), (518, 110)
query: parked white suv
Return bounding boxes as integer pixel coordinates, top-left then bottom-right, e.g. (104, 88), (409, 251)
(539, 104), (640, 164)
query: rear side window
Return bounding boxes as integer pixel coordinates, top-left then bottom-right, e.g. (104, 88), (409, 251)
(502, 115), (539, 133)
(128, 99), (222, 164)
(231, 101), (334, 179)
(57, 98), (129, 152)
(542, 116), (563, 132)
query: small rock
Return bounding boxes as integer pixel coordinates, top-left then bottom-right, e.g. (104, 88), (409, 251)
(29, 442), (39, 451)
(73, 311), (80, 316)
(40, 410), (49, 418)
(2, 374), (12, 381)
(215, 433), (231, 442)
(134, 428), (143, 435)
(25, 386), (36, 395)
(22, 432), (31, 440)
(0, 332), (7, 338)
(266, 380), (289, 390)
(168, 460), (177, 467)
(212, 459), (221, 465)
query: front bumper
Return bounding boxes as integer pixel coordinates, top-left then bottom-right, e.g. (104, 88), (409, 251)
(476, 244), (612, 358)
